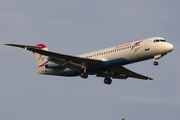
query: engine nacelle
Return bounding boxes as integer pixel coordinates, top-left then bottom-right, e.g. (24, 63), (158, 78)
(44, 61), (61, 68)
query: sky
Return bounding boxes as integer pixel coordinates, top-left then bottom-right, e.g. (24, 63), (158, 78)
(1, 0), (180, 120)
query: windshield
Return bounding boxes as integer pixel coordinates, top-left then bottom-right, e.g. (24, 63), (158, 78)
(160, 40), (166, 42)
(153, 39), (166, 42)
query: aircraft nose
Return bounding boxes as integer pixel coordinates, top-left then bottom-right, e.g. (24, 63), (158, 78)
(167, 43), (174, 52)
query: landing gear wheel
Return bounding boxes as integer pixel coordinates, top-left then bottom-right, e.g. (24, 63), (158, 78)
(80, 73), (84, 78)
(80, 73), (88, 79)
(153, 61), (159, 66)
(84, 73), (88, 79)
(104, 78), (112, 85)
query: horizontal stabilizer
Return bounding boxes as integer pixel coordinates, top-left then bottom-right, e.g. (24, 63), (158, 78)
(4, 44), (41, 49)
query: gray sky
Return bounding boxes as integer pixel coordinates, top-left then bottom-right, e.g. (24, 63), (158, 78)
(1, 0), (180, 120)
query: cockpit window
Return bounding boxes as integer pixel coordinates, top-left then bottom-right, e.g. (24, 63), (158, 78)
(153, 40), (159, 42)
(160, 40), (166, 42)
(153, 39), (167, 43)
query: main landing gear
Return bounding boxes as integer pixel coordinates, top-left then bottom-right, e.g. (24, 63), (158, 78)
(104, 71), (112, 85)
(104, 77), (112, 85)
(80, 72), (88, 79)
(80, 67), (88, 79)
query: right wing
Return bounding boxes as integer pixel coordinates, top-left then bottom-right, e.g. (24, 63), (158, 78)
(97, 66), (153, 80)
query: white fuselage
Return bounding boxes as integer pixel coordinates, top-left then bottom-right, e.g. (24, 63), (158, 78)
(79, 37), (173, 63)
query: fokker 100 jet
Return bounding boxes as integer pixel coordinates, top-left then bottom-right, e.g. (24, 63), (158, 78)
(5, 37), (174, 85)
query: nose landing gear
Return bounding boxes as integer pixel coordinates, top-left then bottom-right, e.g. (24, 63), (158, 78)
(153, 54), (163, 66)
(153, 61), (159, 66)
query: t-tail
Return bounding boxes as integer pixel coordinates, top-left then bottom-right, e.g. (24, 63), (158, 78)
(4, 43), (53, 74)
(33, 44), (49, 67)
(33, 44), (62, 75)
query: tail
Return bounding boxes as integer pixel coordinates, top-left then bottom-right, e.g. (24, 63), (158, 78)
(33, 44), (49, 67)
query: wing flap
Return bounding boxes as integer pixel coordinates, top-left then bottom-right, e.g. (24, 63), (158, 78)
(96, 72), (128, 79)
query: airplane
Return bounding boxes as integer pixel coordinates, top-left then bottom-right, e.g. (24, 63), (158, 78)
(4, 37), (174, 85)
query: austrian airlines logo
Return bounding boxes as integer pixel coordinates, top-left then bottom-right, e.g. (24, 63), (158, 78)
(131, 41), (142, 50)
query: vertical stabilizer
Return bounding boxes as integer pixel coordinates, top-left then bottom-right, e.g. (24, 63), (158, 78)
(33, 44), (49, 67)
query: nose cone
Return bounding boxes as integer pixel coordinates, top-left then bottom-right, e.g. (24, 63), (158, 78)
(167, 43), (174, 52)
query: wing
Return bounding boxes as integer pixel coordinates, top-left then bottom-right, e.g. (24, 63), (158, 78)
(4, 44), (101, 68)
(96, 66), (153, 80)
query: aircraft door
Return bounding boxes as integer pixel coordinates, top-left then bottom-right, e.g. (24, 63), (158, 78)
(145, 41), (150, 51)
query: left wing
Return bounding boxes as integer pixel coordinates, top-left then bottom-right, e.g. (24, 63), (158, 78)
(97, 66), (153, 80)
(4, 44), (101, 67)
